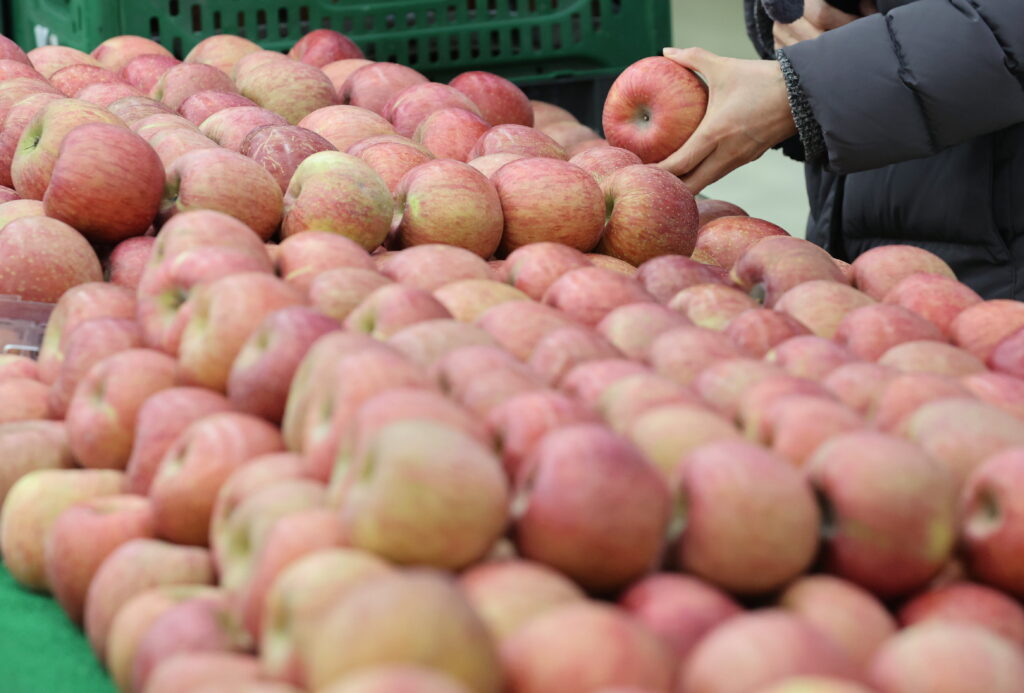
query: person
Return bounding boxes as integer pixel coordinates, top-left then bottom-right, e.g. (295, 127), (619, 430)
(658, 0), (1024, 300)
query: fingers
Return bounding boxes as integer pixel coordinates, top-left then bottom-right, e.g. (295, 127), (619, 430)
(661, 47), (720, 78)
(658, 128), (717, 178)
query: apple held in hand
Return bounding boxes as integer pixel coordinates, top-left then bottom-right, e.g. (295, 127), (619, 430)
(603, 56), (708, 163)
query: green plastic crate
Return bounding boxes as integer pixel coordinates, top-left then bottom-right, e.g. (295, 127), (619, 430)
(7, 0), (670, 83)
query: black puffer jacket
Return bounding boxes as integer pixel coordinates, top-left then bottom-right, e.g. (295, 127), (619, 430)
(747, 0), (1024, 299)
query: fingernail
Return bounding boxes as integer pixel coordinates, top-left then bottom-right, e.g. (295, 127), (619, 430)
(663, 47), (681, 56)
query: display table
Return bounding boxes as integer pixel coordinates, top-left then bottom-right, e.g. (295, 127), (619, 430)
(0, 562), (115, 693)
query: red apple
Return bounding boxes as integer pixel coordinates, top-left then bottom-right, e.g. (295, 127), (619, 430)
(542, 266), (655, 327)
(236, 57), (340, 125)
(91, 35), (173, 72)
(636, 254), (730, 303)
(0, 216), (102, 302)
(951, 299), (1024, 364)
(669, 283), (758, 330)
(349, 134), (433, 202)
(0, 92), (66, 187)
(321, 58), (374, 92)
(119, 54), (181, 94)
(467, 152), (525, 178)
(47, 317), (142, 418)
(76, 80), (146, 107)
(834, 303), (946, 361)
(541, 120), (601, 151)
(899, 581), (1024, 648)
(433, 279), (528, 323)
(185, 35), (262, 75)
(0, 35), (30, 65)
(961, 449), (1024, 596)
(822, 362), (898, 416)
(309, 268), (392, 322)
(527, 325), (622, 385)
(379, 243), (495, 291)
(0, 354), (37, 380)
(603, 56), (708, 163)
(692, 216), (790, 270)
(883, 272), (982, 338)
(450, 70), (532, 126)
(500, 242), (591, 300)
(276, 229), (374, 292)
(625, 404), (741, 479)
(383, 82), (483, 137)
(179, 89), (257, 125)
(142, 652), (262, 693)
(775, 280), (875, 338)
(414, 107), (491, 161)
(240, 124), (338, 194)
(691, 357), (781, 419)
(648, 325), (743, 385)
(0, 377), (50, 423)
(27, 45), (101, 79)
(596, 302), (690, 360)
(387, 319), (497, 369)
(341, 62), (428, 115)
(569, 145), (643, 185)
(49, 64), (126, 98)
(297, 104), (396, 151)
(289, 29), (364, 67)
(198, 105), (288, 151)
(739, 374), (833, 441)
(724, 308), (809, 357)
(0, 58), (45, 81)
(469, 124), (566, 160)
(107, 235), (155, 290)
(766, 334), (856, 380)
(151, 62), (238, 111)
(852, 244), (956, 300)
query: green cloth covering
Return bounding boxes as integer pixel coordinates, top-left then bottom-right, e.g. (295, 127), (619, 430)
(0, 561), (116, 693)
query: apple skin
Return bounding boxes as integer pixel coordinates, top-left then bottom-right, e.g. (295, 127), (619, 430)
(125, 387), (234, 495)
(542, 266), (655, 327)
(236, 57), (340, 125)
(691, 215), (789, 269)
(348, 134), (433, 203)
(834, 303), (947, 361)
(951, 299), (1024, 364)
(541, 120), (601, 151)
(387, 319), (497, 371)
(0, 185), (18, 203)
(734, 236), (849, 306)
(433, 280), (528, 324)
(282, 151), (393, 249)
(469, 124), (567, 160)
(528, 325), (622, 386)
(568, 145), (643, 186)
(0, 199), (45, 227)
(36, 281), (136, 384)
(150, 62), (238, 111)
(669, 283), (759, 330)
(414, 107), (492, 161)
(766, 334), (856, 381)
(179, 89), (257, 125)
(648, 325), (743, 385)
(227, 306), (339, 422)
(240, 124), (337, 194)
(185, 35), (262, 75)
(961, 371), (1024, 419)
(724, 308), (810, 358)
(0, 377), (52, 423)
(199, 106), (291, 152)
(145, 124), (221, 168)
(319, 668), (476, 693)
(499, 242), (592, 300)
(341, 62), (429, 115)
(0, 35), (30, 65)
(867, 623), (1024, 693)
(0, 92), (65, 189)
(597, 164), (699, 266)
(852, 244), (956, 300)
(765, 395), (866, 468)
(49, 63), (125, 98)
(297, 104), (396, 152)
(91, 35), (173, 72)
(822, 362), (898, 416)
(899, 581), (1024, 648)
(0, 469), (127, 592)
(42, 122), (163, 243)
(10, 97), (127, 199)
(43, 494), (156, 625)
(379, 243), (495, 291)
(779, 574), (897, 669)
(514, 424), (671, 593)
(501, 602), (675, 693)
(619, 573), (742, 664)
(76, 81), (144, 108)
(345, 283), (452, 339)
(677, 440), (820, 594)
(393, 160), (503, 258)
(0, 354), (37, 380)
(450, 70), (532, 126)
(807, 431), (956, 597)
(882, 272), (982, 338)
(119, 55), (181, 94)
(774, 280), (876, 339)
(636, 254), (731, 303)
(107, 235), (155, 290)
(27, 45), (101, 79)
(467, 152), (525, 178)
(208, 453), (306, 545)
(289, 28), (365, 67)
(0, 58), (45, 81)
(738, 374), (833, 442)
(870, 373), (972, 433)
(596, 302), (690, 361)
(141, 652), (262, 693)
(697, 198), (748, 227)
(691, 357), (780, 419)
(176, 272), (305, 392)
(275, 229), (374, 292)
(681, 610), (858, 693)
(603, 56), (708, 163)
(625, 403), (741, 480)
(309, 268), (393, 322)
(0, 80), (62, 132)
(877, 339), (986, 377)
(47, 317), (142, 418)
(383, 82), (483, 137)
(321, 58), (374, 92)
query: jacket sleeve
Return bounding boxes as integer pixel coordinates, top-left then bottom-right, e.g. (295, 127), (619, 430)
(781, 0), (1024, 173)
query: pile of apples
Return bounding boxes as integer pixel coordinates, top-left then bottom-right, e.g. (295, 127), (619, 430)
(2, 25), (1024, 693)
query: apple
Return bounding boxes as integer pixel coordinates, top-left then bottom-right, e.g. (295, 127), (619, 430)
(676, 440), (820, 593)
(648, 325), (743, 385)
(883, 273), (982, 338)
(807, 431), (956, 597)
(0, 185), (18, 203)
(345, 283), (452, 339)
(231, 50), (292, 80)
(149, 412), (286, 546)
(208, 453), (306, 544)
(449, 70), (531, 126)
(681, 610), (858, 693)
(296, 104), (396, 152)
(625, 404), (741, 479)
(690, 216), (789, 270)
(76, 82), (147, 108)
(393, 160), (503, 257)
(387, 319), (497, 370)
(471, 302), (574, 362)
(568, 145), (642, 185)
(774, 280), (875, 338)
(691, 357), (781, 419)
(309, 268), (393, 322)
(469, 124), (567, 160)
(321, 58), (374, 92)
(146, 125), (221, 167)
(119, 54), (181, 94)
(383, 82), (483, 137)
(0, 377), (51, 423)
(91, 35), (173, 71)
(0, 199), (44, 226)
(870, 373), (972, 432)
(0, 58), (45, 81)
(176, 272), (305, 392)
(185, 35), (262, 75)
(696, 198), (748, 228)
(500, 242), (591, 300)
(541, 120), (601, 151)
(179, 89), (257, 125)
(822, 362), (898, 415)
(899, 581), (1024, 648)
(765, 396), (865, 467)
(304, 570), (501, 693)
(41, 122), (162, 243)
(832, 303), (946, 361)
(0, 92), (66, 187)
(47, 317), (142, 418)
(347, 134), (433, 201)
(668, 283), (759, 330)
(282, 151), (393, 248)
(276, 228), (374, 292)
(0, 217), (102, 303)
(733, 236), (848, 306)
(43, 494), (155, 624)
(0, 35), (30, 65)
(126, 387), (234, 495)
(10, 97), (126, 199)
(341, 62), (428, 114)
(530, 100), (576, 128)
(542, 266), (654, 327)
(620, 573), (742, 664)
(467, 152), (524, 178)
(597, 371), (704, 432)
(379, 243), (495, 290)
(452, 365), (544, 419)
(319, 668), (479, 693)
(49, 64), (126, 97)
(724, 308), (810, 357)
(0, 420), (72, 508)
(738, 374), (833, 441)
(65, 348), (179, 470)
(635, 254), (730, 303)
(150, 62), (238, 111)
(961, 371), (1024, 419)
(951, 299), (1024, 364)
(336, 420), (508, 569)
(27, 45), (101, 79)
(132, 110), (200, 137)
(867, 623), (1024, 693)
(0, 353), (37, 380)
(161, 147), (284, 240)
(239, 124), (337, 194)
(852, 244), (956, 300)
(596, 302), (689, 361)
(779, 574), (897, 668)
(766, 335), (856, 380)
(198, 105), (288, 151)
(514, 424), (670, 593)
(603, 56), (708, 163)
(236, 58), (340, 125)
(0, 78), (61, 124)
(960, 449), (1024, 597)
(527, 325), (621, 385)
(227, 306), (339, 423)
(414, 107), (491, 161)
(260, 548), (393, 685)
(107, 236), (155, 290)
(431, 280), (526, 325)
(0, 468), (127, 591)
(289, 29), (364, 67)
(141, 652), (262, 693)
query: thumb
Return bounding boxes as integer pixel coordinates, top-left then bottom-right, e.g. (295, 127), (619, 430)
(658, 125), (715, 178)
(662, 46), (721, 78)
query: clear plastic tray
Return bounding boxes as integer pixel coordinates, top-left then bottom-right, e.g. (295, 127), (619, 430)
(0, 295), (54, 359)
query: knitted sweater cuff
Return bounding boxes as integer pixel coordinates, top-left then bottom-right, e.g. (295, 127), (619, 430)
(777, 48), (826, 163)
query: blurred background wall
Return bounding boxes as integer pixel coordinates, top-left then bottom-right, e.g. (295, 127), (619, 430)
(670, 1), (809, 236)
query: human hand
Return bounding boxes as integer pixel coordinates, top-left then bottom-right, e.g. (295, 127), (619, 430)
(657, 47), (797, 195)
(773, 0), (871, 48)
